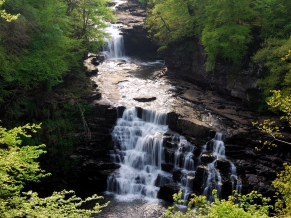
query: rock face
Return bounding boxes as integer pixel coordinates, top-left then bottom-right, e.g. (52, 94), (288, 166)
(69, 105), (120, 195)
(161, 40), (260, 103)
(224, 132), (291, 198)
(116, 0), (160, 58)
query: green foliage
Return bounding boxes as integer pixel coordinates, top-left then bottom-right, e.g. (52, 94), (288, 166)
(259, 0), (291, 39)
(267, 90), (291, 124)
(272, 163), (291, 217)
(1, 190), (109, 218)
(0, 0), (19, 21)
(0, 123), (49, 198)
(0, 0), (114, 118)
(253, 37), (291, 96)
(161, 190), (271, 218)
(146, 0), (291, 75)
(66, 0), (115, 50)
(252, 81), (291, 217)
(147, 0), (197, 48)
(147, 0), (256, 70)
(201, 0), (253, 70)
(253, 53), (291, 149)
(0, 123), (109, 217)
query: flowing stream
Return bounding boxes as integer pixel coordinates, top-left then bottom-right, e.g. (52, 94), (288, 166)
(106, 108), (241, 202)
(93, 1), (241, 216)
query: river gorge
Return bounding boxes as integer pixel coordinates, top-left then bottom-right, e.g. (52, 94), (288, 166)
(75, 0), (291, 217)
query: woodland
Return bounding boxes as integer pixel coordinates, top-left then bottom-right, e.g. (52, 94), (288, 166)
(0, 0), (291, 217)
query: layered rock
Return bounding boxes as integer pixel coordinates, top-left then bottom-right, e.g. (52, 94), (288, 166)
(69, 105), (120, 195)
(116, 0), (160, 58)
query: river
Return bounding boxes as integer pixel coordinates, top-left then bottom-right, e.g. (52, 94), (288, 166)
(86, 1), (242, 217)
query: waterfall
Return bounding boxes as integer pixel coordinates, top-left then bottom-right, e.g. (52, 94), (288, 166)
(202, 133), (241, 201)
(107, 107), (169, 201)
(99, 0), (126, 60)
(107, 108), (242, 202)
(101, 24), (125, 60)
(230, 162), (242, 193)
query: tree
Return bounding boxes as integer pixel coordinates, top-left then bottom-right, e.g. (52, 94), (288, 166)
(201, 0), (254, 70)
(272, 163), (291, 217)
(253, 37), (291, 97)
(253, 47), (291, 150)
(0, 0), (114, 118)
(0, 0), (19, 22)
(161, 190), (271, 218)
(0, 123), (109, 217)
(66, 0), (115, 50)
(146, 0), (197, 51)
(259, 0), (291, 39)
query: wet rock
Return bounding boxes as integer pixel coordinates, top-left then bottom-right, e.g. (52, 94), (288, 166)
(217, 105), (226, 109)
(201, 152), (216, 164)
(216, 158), (231, 176)
(83, 160), (120, 170)
(86, 69), (98, 77)
(155, 174), (172, 187)
(163, 148), (175, 164)
(172, 169), (182, 182)
(136, 106), (143, 119)
(221, 180), (233, 199)
(161, 163), (174, 173)
(168, 114), (211, 138)
(91, 58), (100, 66)
(97, 55), (105, 63)
(116, 0), (160, 58)
(88, 93), (101, 103)
(246, 174), (259, 185)
(133, 96), (157, 102)
(193, 165), (207, 193)
(157, 184), (180, 202)
(117, 106), (126, 118)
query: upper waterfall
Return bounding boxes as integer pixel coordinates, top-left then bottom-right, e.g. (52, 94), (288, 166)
(101, 24), (126, 60)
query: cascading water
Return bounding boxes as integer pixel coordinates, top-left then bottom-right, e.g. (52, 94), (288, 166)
(101, 24), (125, 60)
(230, 162), (242, 193)
(107, 107), (169, 201)
(99, 0), (126, 60)
(107, 108), (242, 203)
(202, 133), (242, 201)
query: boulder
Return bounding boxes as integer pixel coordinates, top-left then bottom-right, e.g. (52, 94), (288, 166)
(87, 93), (101, 103)
(201, 152), (216, 164)
(193, 165), (207, 192)
(157, 184), (180, 202)
(133, 96), (156, 102)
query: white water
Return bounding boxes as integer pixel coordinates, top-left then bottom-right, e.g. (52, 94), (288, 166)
(107, 108), (169, 201)
(101, 24), (126, 60)
(202, 133), (241, 201)
(107, 109), (242, 203)
(107, 108), (200, 202)
(230, 162), (242, 193)
(96, 0), (242, 205)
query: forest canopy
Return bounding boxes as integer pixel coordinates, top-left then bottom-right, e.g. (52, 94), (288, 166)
(146, 0), (291, 95)
(0, 0), (114, 118)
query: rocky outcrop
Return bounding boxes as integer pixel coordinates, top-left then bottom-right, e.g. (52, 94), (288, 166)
(160, 39), (260, 103)
(133, 96), (156, 102)
(224, 132), (291, 198)
(116, 0), (159, 58)
(69, 105), (120, 195)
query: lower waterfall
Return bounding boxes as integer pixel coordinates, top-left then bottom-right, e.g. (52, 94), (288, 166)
(107, 107), (241, 202)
